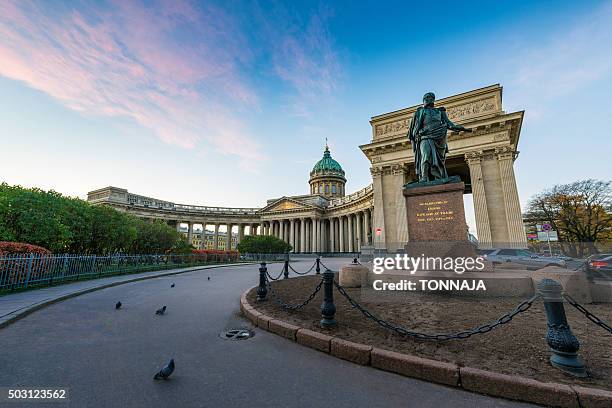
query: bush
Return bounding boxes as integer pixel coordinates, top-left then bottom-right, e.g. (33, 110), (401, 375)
(0, 183), (184, 255)
(236, 235), (291, 254)
(0, 241), (52, 256)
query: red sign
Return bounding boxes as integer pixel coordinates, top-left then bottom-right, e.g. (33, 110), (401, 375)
(375, 228), (382, 236)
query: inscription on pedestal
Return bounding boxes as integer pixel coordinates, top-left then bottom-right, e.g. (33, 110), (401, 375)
(403, 182), (467, 242)
(416, 200), (455, 223)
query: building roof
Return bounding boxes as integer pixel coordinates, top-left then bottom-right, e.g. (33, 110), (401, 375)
(310, 145), (345, 178)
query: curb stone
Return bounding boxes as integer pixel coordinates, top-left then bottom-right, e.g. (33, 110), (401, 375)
(241, 286), (611, 408)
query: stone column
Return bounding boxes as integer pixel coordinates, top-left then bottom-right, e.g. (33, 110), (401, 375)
(187, 222), (194, 245)
(176, 221), (182, 233)
(392, 164), (409, 249)
(213, 224), (219, 250)
(319, 220), (325, 253)
(371, 166), (386, 250)
(496, 146), (528, 248)
(339, 216), (345, 252)
(356, 212), (363, 252)
(311, 217), (317, 253)
(330, 218), (336, 252)
(279, 220), (285, 242)
(300, 218), (306, 253)
(465, 151), (493, 248)
(225, 224), (232, 250)
(200, 223), (207, 249)
(238, 224), (244, 244)
(348, 214), (354, 252)
(362, 211), (368, 245)
(289, 219), (295, 252)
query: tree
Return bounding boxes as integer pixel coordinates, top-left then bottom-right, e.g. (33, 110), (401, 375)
(236, 235), (292, 254)
(0, 182), (185, 255)
(525, 179), (611, 257)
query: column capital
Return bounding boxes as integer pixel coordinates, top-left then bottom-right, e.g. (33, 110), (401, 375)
(370, 166), (383, 178)
(495, 145), (517, 161)
(464, 150), (485, 165)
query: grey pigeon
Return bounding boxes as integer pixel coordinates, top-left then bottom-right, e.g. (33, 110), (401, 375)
(207, 277), (210, 281)
(153, 359), (175, 380)
(155, 306), (167, 315)
(115, 302), (122, 310)
(170, 283), (175, 288)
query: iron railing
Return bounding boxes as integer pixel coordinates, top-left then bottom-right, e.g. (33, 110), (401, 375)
(0, 253), (240, 293)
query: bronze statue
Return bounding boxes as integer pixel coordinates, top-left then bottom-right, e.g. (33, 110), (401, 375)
(408, 92), (471, 184)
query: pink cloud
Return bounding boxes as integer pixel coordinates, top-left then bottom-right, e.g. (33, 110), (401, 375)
(0, 0), (263, 165)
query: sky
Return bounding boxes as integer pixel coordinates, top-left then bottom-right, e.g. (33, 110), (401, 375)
(1, 0), (611, 236)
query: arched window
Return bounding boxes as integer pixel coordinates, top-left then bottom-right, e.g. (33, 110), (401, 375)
(318, 185), (323, 194)
(332, 184), (337, 194)
(325, 184), (329, 194)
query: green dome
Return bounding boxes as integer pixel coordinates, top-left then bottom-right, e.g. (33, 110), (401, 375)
(311, 145), (345, 177)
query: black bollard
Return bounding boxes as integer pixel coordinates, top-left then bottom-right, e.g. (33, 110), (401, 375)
(537, 278), (587, 377)
(257, 262), (268, 302)
(315, 257), (321, 275)
(320, 269), (337, 327)
(283, 252), (289, 279)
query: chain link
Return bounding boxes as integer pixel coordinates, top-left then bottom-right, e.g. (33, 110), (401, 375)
(266, 275), (323, 311)
(319, 260), (331, 271)
(288, 261), (316, 275)
(266, 268), (284, 281)
(563, 293), (612, 334)
(333, 281), (540, 341)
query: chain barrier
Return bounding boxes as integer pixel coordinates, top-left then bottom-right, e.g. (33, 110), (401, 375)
(563, 293), (612, 334)
(266, 268), (285, 281)
(333, 281), (540, 340)
(319, 260), (331, 271)
(266, 274), (323, 311)
(287, 260), (317, 275)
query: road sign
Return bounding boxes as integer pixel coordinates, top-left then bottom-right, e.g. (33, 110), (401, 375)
(375, 228), (382, 236)
(542, 223), (552, 232)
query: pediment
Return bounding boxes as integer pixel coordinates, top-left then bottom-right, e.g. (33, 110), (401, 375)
(260, 197), (312, 213)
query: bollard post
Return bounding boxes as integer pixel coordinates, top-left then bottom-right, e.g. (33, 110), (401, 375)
(257, 262), (268, 302)
(537, 278), (587, 377)
(353, 257), (358, 264)
(315, 257), (321, 275)
(283, 252), (289, 279)
(320, 269), (337, 327)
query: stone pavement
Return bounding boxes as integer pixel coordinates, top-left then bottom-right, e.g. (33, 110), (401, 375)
(0, 259), (536, 407)
(0, 262), (250, 328)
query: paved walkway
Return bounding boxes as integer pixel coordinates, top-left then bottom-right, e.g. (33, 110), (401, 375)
(0, 262), (251, 327)
(0, 259), (536, 408)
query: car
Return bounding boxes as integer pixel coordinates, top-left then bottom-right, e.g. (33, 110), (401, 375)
(483, 248), (567, 269)
(585, 253), (612, 280)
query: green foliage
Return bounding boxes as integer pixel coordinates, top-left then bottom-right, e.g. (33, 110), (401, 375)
(0, 183), (185, 254)
(236, 235), (291, 254)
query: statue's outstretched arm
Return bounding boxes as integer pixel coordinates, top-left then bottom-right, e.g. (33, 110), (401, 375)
(442, 110), (471, 132)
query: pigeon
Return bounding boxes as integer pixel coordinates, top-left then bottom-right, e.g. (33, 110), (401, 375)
(155, 306), (167, 315)
(207, 277), (210, 281)
(153, 359), (175, 380)
(115, 302), (122, 310)
(170, 283), (175, 288)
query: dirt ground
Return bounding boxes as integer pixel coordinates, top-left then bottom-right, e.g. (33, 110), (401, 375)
(248, 274), (612, 390)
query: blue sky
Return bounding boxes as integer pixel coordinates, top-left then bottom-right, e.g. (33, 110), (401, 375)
(0, 0), (611, 235)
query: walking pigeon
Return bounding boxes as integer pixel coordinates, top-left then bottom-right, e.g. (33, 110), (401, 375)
(153, 359), (175, 380)
(207, 277), (210, 281)
(170, 283), (175, 288)
(155, 306), (167, 315)
(115, 302), (122, 309)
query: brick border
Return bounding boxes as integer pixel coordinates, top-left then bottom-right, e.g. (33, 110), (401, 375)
(241, 286), (612, 408)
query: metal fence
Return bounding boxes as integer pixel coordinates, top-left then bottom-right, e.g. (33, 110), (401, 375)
(0, 253), (240, 293)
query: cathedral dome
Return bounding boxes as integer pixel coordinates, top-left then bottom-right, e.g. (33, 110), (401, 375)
(309, 144), (346, 198)
(311, 145), (345, 176)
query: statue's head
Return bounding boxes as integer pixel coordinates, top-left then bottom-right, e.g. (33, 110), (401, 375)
(423, 92), (435, 107)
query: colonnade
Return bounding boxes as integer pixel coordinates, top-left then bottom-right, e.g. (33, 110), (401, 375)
(176, 221), (261, 250)
(261, 208), (373, 253)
